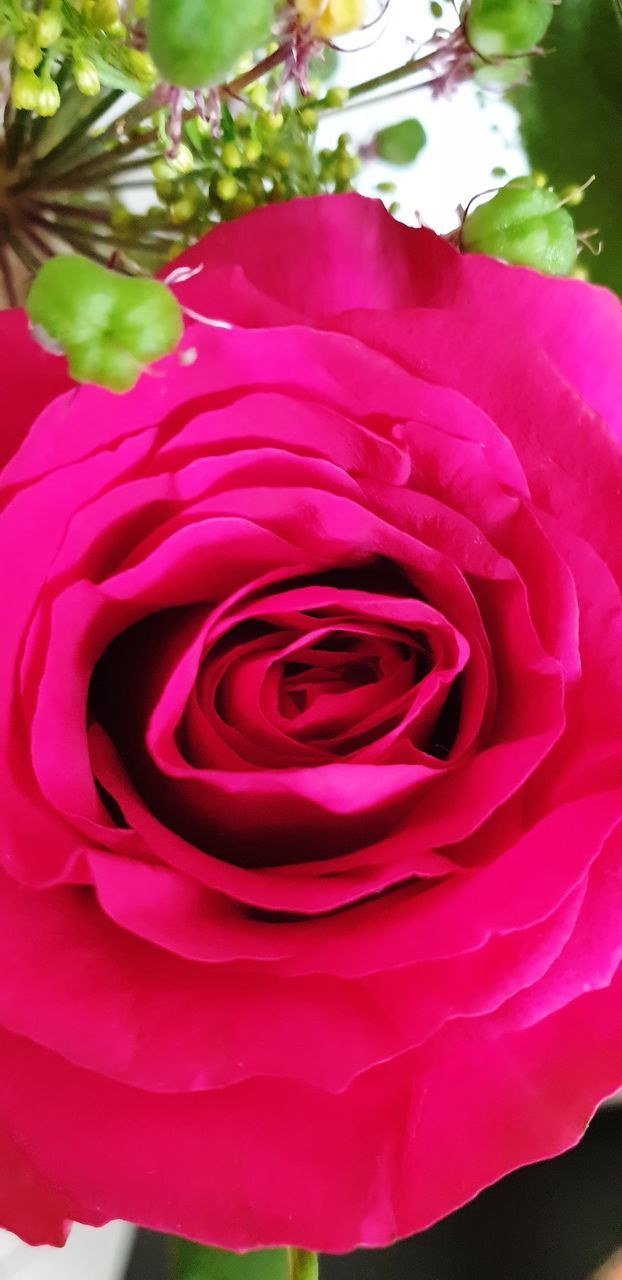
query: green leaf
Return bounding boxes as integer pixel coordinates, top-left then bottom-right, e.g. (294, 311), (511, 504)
(375, 118), (427, 165)
(513, 0), (622, 293)
(172, 1242), (319, 1280)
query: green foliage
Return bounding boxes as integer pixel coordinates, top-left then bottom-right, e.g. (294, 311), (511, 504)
(172, 1243), (318, 1280)
(514, 0), (622, 293)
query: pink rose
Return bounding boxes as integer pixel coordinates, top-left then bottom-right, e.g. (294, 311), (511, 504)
(1, 194), (622, 1252)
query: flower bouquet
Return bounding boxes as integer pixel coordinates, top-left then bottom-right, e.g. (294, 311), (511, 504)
(0, 1), (621, 1277)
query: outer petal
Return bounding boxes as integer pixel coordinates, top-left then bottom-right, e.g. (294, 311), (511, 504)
(168, 194), (622, 437)
(0, 965), (621, 1252)
(0, 310), (70, 473)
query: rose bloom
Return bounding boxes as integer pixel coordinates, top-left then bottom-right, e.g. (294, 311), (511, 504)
(1, 194), (621, 1253)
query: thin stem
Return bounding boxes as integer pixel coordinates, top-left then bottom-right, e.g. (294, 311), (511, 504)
(29, 210), (176, 254)
(28, 89), (123, 178)
(41, 152), (159, 189)
(91, 89), (159, 150)
(225, 42), (291, 93)
(22, 221), (57, 260)
(30, 199), (114, 223)
(321, 72), (443, 114)
(6, 231), (40, 275)
(316, 45), (449, 109)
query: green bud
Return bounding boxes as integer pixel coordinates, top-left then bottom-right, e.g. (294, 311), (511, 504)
(90, 0), (121, 29)
(11, 68), (40, 110)
(27, 256), (183, 393)
(147, 0), (273, 88)
(221, 141), (243, 169)
(170, 195), (198, 223)
(34, 76), (61, 117)
(216, 174), (238, 201)
(124, 48), (157, 82)
(461, 179), (578, 276)
(73, 57), (100, 95)
(242, 137), (262, 163)
(466, 0), (554, 58)
(169, 142), (195, 174)
(323, 85), (349, 107)
(35, 9), (63, 46)
(375, 117), (427, 165)
(14, 36), (42, 70)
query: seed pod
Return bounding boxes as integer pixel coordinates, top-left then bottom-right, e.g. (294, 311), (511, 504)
(461, 179), (578, 277)
(147, 0), (273, 89)
(27, 256), (183, 393)
(466, 0), (554, 58)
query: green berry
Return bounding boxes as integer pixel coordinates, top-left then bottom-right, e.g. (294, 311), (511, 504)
(27, 256), (183, 393)
(216, 174), (238, 201)
(375, 118), (427, 165)
(461, 180), (578, 276)
(147, 0), (273, 89)
(221, 142), (243, 170)
(170, 195), (197, 223)
(466, 0), (554, 58)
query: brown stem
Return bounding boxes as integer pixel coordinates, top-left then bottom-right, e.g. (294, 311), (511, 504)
(22, 221), (57, 260)
(30, 200), (114, 223)
(6, 232), (40, 276)
(41, 153), (159, 190)
(0, 245), (18, 307)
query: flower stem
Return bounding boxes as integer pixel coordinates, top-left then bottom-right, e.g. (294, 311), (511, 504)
(346, 47), (444, 98)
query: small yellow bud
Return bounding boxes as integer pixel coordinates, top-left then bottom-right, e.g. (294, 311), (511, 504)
(14, 36), (42, 71)
(243, 137), (262, 163)
(125, 48), (156, 82)
(11, 69), (40, 111)
(155, 177), (175, 202)
(323, 86), (349, 108)
(295, 0), (365, 38)
(561, 183), (589, 208)
(247, 82), (268, 107)
(110, 203), (132, 229)
(221, 142), (243, 169)
(154, 144), (193, 178)
(299, 107), (317, 131)
(91, 0), (120, 28)
(216, 175), (238, 201)
(73, 57), (100, 95)
(36, 10), (63, 46)
(170, 195), (197, 224)
(263, 110), (284, 131)
(35, 77), (61, 116)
